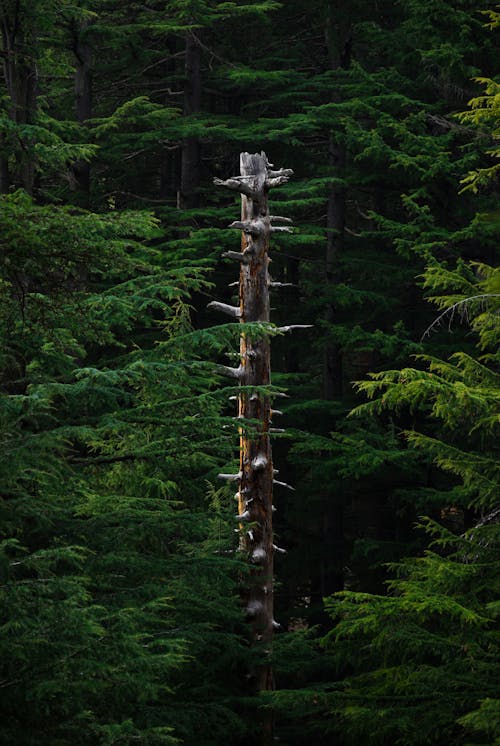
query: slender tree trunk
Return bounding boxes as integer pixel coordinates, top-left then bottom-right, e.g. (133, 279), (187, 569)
(313, 3), (353, 619)
(73, 21), (92, 207)
(1, 11), (38, 194)
(324, 132), (345, 399)
(213, 152), (294, 745)
(323, 2), (352, 399)
(159, 45), (180, 202)
(180, 31), (201, 209)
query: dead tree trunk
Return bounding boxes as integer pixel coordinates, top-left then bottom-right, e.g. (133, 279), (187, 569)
(212, 152), (295, 738)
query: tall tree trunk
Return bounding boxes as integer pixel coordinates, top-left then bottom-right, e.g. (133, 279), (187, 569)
(324, 132), (345, 399)
(73, 20), (92, 207)
(1, 9), (38, 194)
(179, 31), (201, 209)
(159, 45), (180, 202)
(313, 3), (353, 620)
(323, 2), (352, 399)
(213, 152), (294, 745)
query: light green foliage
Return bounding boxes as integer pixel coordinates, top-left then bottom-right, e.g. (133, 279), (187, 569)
(316, 262), (500, 745)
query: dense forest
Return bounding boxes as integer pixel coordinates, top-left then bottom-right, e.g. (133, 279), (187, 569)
(0, 0), (499, 744)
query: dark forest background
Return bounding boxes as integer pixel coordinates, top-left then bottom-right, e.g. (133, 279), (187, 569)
(0, 0), (498, 744)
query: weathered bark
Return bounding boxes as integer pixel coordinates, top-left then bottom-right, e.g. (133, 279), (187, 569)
(179, 31), (201, 209)
(0, 9), (38, 194)
(238, 153), (274, 678)
(214, 153), (294, 744)
(73, 21), (92, 206)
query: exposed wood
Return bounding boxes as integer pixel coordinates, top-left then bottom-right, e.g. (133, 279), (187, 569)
(218, 472), (242, 481)
(214, 151), (294, 744)
(213, 176), (258, 198)
(277, 324), (313, 333)
(222, 249), (254, 263)
(207, 301), (241, 319)
(236, 153), (275, 690)
(273, 479), (295, 491)
(218, 364), (244, 379)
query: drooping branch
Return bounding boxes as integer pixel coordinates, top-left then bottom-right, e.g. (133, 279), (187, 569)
(420, 294), (500, 340)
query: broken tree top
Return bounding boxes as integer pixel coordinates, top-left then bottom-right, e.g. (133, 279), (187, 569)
(213, 151), (294, 198)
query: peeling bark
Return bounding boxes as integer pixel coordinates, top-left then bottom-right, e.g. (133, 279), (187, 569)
(237, 153), (275, 680)
(214, 152), (295, 744)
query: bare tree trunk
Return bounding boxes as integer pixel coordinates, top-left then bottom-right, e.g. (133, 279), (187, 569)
(179, 31), (201, 209)
(238, 153), (275, 692)
(73, 20), (92, 207)
(213, 152), (295, 745)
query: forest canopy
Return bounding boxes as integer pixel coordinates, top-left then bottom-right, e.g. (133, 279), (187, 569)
(0, 1), (498, 745)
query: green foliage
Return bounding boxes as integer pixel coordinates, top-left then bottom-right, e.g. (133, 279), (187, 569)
(0, 184), (251, 743)
(316, 259), (500, 744)
(1, 0), (499, 744)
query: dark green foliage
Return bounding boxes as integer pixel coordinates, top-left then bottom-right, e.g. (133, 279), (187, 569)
(0, 0), (499, 744)
(314, 260), (500, 745)
(0, 185), (251, 743)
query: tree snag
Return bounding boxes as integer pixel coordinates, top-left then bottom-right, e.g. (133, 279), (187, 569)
(213, 151), (294, 718)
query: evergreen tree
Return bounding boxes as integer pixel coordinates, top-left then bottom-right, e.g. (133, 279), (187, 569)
(0, 191), (249, 744)
(1, 0), (499, 743)
(317, 260), (500, 746)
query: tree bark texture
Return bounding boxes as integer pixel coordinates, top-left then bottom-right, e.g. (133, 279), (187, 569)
(238, 153), (274, 684)
(214, 154), (294, 732)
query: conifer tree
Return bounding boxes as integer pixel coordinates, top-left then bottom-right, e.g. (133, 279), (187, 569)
(0, 188), (253, 744)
